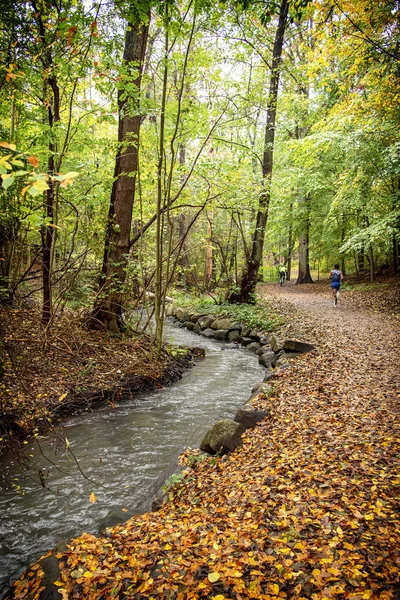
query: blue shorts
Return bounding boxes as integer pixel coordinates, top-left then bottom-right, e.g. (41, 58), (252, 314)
(331, 282), (340, 290)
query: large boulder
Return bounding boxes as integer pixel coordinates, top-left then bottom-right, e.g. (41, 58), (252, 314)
(228, 329), (241, 343)
(249, 329), (261, 342)
(283, 339), (315, 353)
(200, 419), (245, 455)
(258, 349), (275, 368)
(211, 318), (231, 330)
(175, 308), (189, 323)
(214, 329), (228, 341)
(269, 334), (283, 353)
(202, 328), (215, 338)
(246, 341), (261, 353)
(197, 315), (215, 329)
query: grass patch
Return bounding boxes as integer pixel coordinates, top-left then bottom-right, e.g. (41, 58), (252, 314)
(170, 292), (282, 331)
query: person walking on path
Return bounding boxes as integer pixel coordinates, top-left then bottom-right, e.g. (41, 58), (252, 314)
(329, 263), (343, 306)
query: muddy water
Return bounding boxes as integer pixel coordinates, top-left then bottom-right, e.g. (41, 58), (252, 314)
(0, 322), (265, 593)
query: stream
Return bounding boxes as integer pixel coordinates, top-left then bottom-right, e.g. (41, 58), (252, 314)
(0, 321), (265, 594)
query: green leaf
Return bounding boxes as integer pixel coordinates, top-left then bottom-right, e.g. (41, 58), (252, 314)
(2, 175), (15, 189)
(32, 179), (49, 192)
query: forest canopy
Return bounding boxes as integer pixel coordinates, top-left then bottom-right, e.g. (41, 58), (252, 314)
(0, 0), (399, 336)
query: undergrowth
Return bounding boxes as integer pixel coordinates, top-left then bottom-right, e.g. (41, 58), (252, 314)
(170, 291), (283, 331)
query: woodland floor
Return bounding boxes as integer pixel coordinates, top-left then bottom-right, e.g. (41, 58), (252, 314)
(0, 304), (196, 454)
(6, 278), (400, 600)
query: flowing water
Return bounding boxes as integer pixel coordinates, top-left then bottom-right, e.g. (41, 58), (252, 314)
(0, 321), (265, 594)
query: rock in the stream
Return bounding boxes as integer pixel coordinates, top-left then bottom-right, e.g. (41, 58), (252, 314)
(241, 336), (254, 346)
(200, 419), (245, 455)
(202, 328), (215, 338)
(175, 308), (189, 323)
(258, 349), (275, 368)
(283, 339), (315, 353)
(211, 318), (231, 330)
(271, 349), (286, 367)
(228, 330), (241, 342)
(246, 342), (261, 353)
(214, 329), (228, 341)
(197, 315), (214, 329)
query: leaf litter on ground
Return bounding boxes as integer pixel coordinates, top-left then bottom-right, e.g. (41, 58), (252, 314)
(6, 280), (400, 599)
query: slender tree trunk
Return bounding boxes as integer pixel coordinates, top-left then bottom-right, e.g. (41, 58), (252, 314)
(296, 193), (313, 284)
(91, 14), (150, 332)
(205, 210), (214, 290)
(339, 219), (346, 275)
(229, 0), (289, 303)
(286, 199), (293, 280)
(177, 144), (190, 287)
(41, 79), (60, 325)
(369, 244), (375, 282)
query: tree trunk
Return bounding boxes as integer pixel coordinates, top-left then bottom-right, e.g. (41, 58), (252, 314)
(296, 193), (313, 284)
(41, 80), (60, 325)
(176, 144), (190, 287)
(369, 244), (375, 282)
(229, 0), (289, 303)
(204, 210), (214, 290)
(91, 15), (150, 332)
(286, 199), (294, 281)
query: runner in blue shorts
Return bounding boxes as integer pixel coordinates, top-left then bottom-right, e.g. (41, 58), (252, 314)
(329, 263), (343, 307)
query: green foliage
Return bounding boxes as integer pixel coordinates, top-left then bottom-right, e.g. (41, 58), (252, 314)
(171, 291), (283, 330)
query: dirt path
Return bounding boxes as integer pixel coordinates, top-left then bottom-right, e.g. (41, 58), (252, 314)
(259, 281), (399, 410)
(7, 283), (400, 600)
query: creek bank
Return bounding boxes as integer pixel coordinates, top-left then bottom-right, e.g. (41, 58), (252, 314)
(167, 303), (314, 374)
(1, 342), (204, 451)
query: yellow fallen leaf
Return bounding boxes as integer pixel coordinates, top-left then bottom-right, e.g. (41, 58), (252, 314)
(89, 492), (96, 503)
(267, 583), (280, 595)
(212, 596), (225, 600)
(83, 571), (92, 578)
(364, 514), (374, 521)
(58, 393), (68, 402)
(208, 572), (220, 583)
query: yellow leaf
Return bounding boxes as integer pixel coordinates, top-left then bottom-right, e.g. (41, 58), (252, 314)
(344, 542), (354, 550)
(0, 141), (16, 151)
(32, 179), (49, 192)
(267, 583), (280, 595)
(53, 580), (64, 586)
(198, 582), (208, 589)
(83, 571), (92, 578)
(212, 596), (225, 600)
(365, 514), (374, 521)
(58, 590), (69, 600)
(89, 492), (97, 504)
(208, 572), (220, 583)
(58, 393), (68, 402)
(164, 544), (172, 550)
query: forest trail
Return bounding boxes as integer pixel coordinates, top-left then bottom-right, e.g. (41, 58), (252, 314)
(8, 281), (400, 599)
(259, 279), (400, 412)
